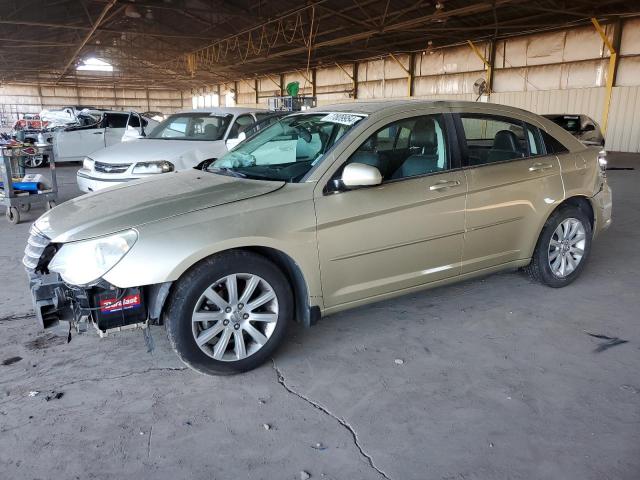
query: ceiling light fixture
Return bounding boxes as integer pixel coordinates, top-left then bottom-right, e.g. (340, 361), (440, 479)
(124, 5), (141, 18)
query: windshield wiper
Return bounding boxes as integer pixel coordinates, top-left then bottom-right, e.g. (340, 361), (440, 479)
(208, 167), (247, 178)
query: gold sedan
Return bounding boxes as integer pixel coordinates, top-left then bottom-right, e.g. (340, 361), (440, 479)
(25, 100), (612, 375)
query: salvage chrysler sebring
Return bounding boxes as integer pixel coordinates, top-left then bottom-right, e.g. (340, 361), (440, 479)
(24, 100), (612, 375)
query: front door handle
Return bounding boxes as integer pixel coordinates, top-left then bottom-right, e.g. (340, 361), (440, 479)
(529, 162), (554, 172)
(429, 180), (461, 191)
(93, 131), (104, 135)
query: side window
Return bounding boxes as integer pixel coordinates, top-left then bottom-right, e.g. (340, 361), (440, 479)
(128, 115), (140, 128)
(525, 124), (544, 156)
(229, 114), (255, 139)
(105, 113), (128, 129)
(345, 115), (449, 181)
(540, 130), (570, 154)
(460, 114), (531, 166)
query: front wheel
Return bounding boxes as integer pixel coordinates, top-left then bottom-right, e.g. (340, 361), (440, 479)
(165, 251), (292, 375)
(525, 205), (592, 287)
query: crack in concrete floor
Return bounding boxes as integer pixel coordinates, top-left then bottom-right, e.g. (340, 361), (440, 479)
(272, 359), (391, 480)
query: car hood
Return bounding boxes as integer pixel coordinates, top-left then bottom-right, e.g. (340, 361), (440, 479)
(89, 138), (226, 164)
(35, 169), (284, 243)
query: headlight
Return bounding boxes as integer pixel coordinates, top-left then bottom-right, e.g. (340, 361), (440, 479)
(82, 157), (95, 171)
(131, 160), (174, 174)
(49, 230), (137, 286)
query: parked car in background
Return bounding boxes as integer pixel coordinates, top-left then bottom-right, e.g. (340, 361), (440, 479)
(54, 110), (158, 163)
(542, 114), (605, 147)
(224, 111), (289, 151)
(76, 107), (268, 193)
(26, 100), (612, 375)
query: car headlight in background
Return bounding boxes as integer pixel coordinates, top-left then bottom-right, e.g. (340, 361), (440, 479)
(48, 229), (137, 286)
(131, 160), (174, 174)
(82, 157), (95, 171)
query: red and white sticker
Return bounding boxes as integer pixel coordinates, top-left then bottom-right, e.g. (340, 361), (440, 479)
(100, 294), (141, 314)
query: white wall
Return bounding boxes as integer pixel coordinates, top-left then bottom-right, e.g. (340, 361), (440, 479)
(191, 17), (640, 152)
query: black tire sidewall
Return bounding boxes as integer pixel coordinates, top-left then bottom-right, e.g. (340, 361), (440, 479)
(166, 251), (292, 375)
(535, 206), (592, 287)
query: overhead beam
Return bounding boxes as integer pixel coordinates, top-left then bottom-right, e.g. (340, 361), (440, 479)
(55, 0), (117, 84)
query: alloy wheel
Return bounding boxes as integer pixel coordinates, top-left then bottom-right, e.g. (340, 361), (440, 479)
(24, 155), (44, 168)
(191, 273), (278, 361)
(548, 217), (586, 278)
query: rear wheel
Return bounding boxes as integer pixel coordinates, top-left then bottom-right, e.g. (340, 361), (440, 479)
(525, 205), (592, 287)
(165, 251), (292, 375)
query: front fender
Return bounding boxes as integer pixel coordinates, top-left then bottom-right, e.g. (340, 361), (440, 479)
(102, 187), (321, 303)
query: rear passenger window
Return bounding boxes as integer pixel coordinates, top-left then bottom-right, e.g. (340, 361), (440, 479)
(345, 115), (449, 181)
(460, 115), (531, 166)
(540, 130), (570, 154)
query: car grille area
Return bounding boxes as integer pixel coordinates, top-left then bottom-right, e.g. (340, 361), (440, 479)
(94, 161), (131, 174)
(23, 225), (51, 274)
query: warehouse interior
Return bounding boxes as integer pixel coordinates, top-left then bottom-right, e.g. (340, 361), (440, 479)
(0, 1), (639, 479)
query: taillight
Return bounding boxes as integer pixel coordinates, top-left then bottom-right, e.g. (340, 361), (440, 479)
(597, 149), (607, 177)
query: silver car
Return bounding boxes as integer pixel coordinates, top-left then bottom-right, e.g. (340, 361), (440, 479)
(24, 100), (612, 375)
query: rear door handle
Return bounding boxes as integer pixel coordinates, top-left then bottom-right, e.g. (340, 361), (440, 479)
(429, 180), (461, 191)
(529, 162), (554, 172)
(93, 131), (104, 135)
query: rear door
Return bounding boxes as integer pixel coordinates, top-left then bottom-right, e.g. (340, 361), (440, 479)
(453, 111), (563, 273)
(314, 112), (467, 309)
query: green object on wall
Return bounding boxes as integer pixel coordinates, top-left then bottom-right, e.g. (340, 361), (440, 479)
(286, 81), (300, 96)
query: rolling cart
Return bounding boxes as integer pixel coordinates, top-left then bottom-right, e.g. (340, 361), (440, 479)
(1, 142), (58, 225)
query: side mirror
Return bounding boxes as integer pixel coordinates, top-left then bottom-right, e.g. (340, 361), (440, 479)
(582, 124), (595, 132)
(342, 163), (382, 188)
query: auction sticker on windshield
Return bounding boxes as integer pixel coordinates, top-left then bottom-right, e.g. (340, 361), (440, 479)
(321, 113), (362, 126)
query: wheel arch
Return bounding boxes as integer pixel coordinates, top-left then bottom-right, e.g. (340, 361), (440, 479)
(243, 246), (319, 327)
(159, 246), (319, 327)
(528, 195), (595, 258)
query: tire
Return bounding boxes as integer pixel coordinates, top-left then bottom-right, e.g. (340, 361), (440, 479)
(24, 155), (45, 168)
(165, 250), (292, 375)
(6, 207), (20, 224)
(525, 205), (592, 288)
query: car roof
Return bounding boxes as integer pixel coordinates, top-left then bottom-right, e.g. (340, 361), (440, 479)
(177, 107), (268, 115)
(314, 99), (548, 116)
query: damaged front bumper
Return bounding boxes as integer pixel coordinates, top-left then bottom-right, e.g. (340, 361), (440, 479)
(24, 225), (171, 337)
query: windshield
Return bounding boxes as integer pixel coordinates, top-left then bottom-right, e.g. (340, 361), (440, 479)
(208, 112), (364, 182)
(148, 112), (232, 140)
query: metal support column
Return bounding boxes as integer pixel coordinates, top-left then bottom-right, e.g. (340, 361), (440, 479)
(592, 17), (621, 134)
(389, 53), (413, 97)
(467, 40), (493, 95)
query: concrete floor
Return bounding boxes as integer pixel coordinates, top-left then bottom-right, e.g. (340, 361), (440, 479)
(1, 156), (638, 480)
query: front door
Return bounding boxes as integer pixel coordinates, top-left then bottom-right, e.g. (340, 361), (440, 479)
(104, 113), (130, 147)
(54, 124), (105, 161)
(453, 111), (564, 273)
(315, 113), (467, 309)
